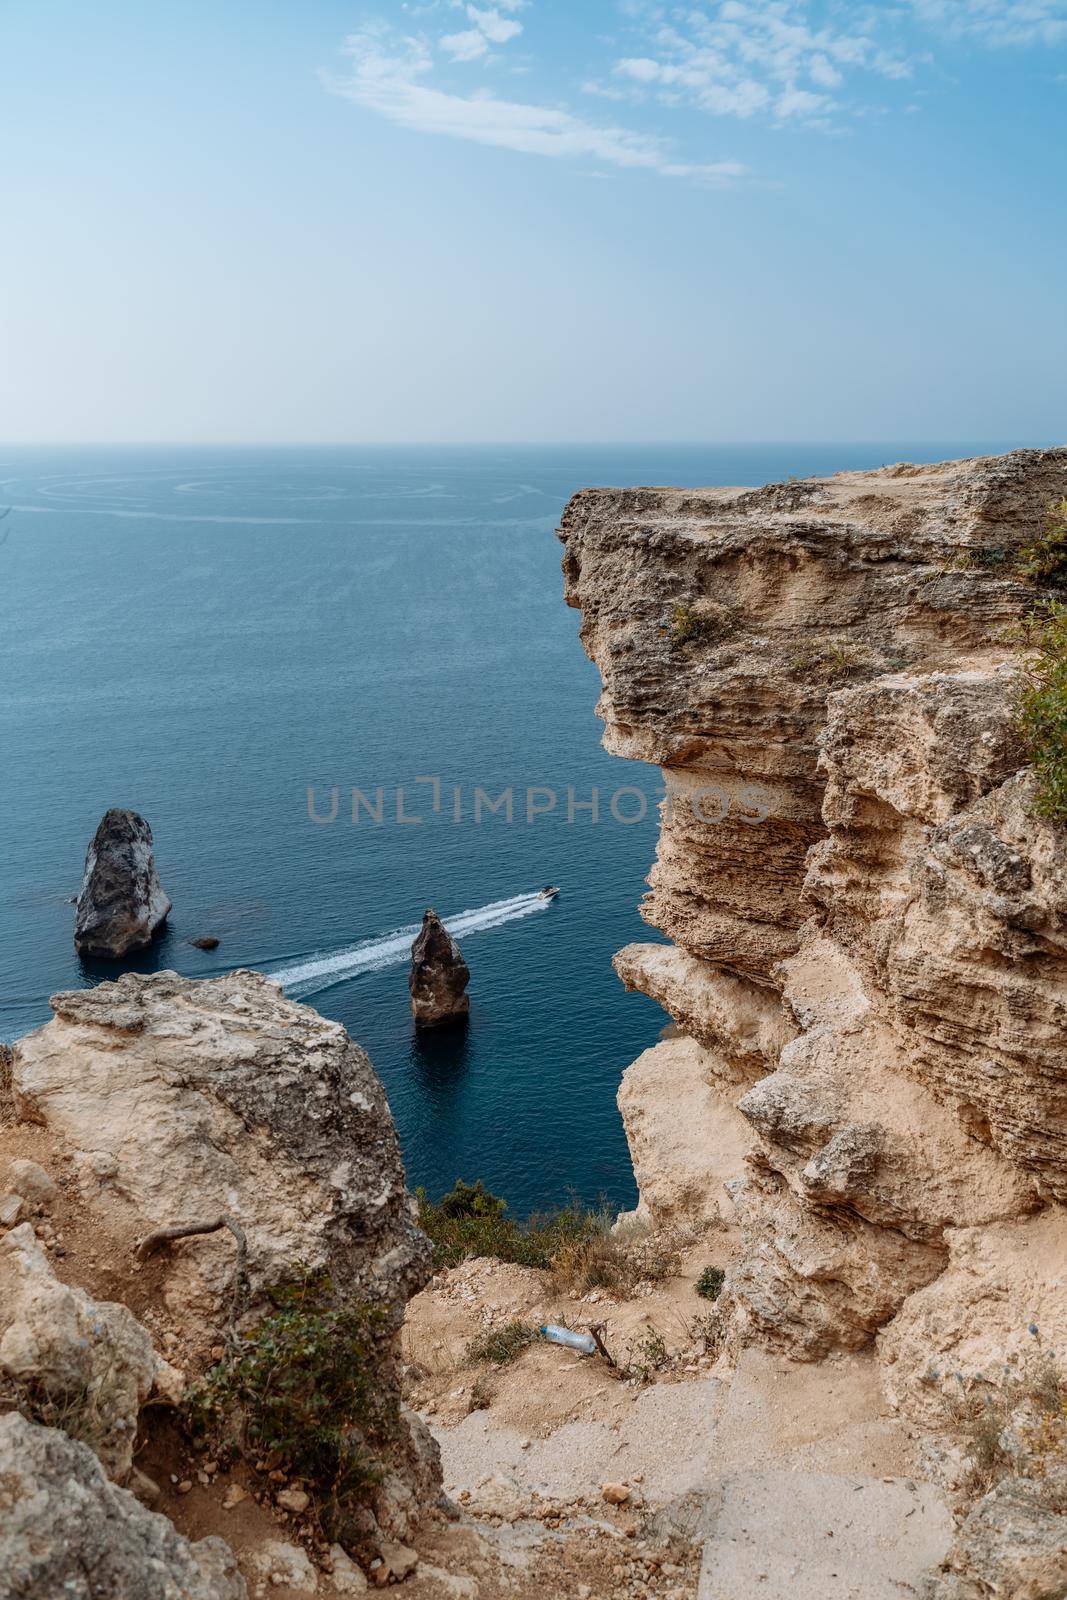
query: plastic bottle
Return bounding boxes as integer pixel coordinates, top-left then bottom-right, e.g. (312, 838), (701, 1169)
(540, 1324), (597, 1355)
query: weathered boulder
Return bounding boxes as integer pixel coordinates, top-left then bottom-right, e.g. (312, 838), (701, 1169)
(9, 968), (441, 1540)
(74, 808), (171, 958)
(409, 909), (470, 1028)
(0, 1223), (179, 1480)
(922, 1470), (1067, 1600)
(0, 1411), (246, 1600)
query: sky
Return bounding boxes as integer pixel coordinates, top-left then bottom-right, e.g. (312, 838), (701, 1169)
(1, 0), (1065, 443)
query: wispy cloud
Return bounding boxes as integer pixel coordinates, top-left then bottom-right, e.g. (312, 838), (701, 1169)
(908, 0), (1067, 47)
(592, 2), (915, 128)
(326, 22), (746, 182)
(326, 2), (1066, 182)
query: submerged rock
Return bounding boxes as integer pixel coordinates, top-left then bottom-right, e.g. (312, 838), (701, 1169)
(189, 935), (220, 950)
(409, 909), (470, 1029)
(74, 808), (171, 958)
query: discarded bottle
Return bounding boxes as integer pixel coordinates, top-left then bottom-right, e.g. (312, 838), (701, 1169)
(540, 1324), (597, 1355)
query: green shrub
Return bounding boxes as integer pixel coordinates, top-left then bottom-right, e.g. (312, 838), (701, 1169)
(185, 1274), (394, 1538)
(417, 1180), (603, 1272)
(1017, 600), (1067, 821)
(466, 1321), (538, 1367)
(695, 1265), (725, 1302)
(670, 604), (704, 648)
(1018, 498), (1067, 587)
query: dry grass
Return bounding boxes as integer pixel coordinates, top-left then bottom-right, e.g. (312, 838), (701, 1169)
(941, 1338), (1067, 1507)
(465, 1321), (538, 1367)
(546, 1215), (679, 1300)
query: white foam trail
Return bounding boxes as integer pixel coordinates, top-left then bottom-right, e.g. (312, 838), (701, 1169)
(270, 893), (550, 998)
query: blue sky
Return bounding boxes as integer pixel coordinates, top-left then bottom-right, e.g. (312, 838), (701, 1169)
(1, 1), (1065, 442)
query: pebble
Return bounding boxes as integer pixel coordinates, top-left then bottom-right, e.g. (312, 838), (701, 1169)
(222, 1484), (248, 1509)
(602, 1483), (631, 1506)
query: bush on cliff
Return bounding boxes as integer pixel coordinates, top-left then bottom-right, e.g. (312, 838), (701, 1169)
(418, 1181), (678, 1295)
(417, 1180), (601, 1271)
(185, 1272), (397, 1540)
(1018, 600), (1067, 822)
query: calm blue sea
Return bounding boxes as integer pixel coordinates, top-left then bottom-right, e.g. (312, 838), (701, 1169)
(0, 443), (1012, 1214)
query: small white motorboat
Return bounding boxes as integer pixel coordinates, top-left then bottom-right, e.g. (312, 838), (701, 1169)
(538, 885), (560, 900)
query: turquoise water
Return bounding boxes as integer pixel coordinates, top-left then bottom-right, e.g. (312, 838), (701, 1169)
(0, 443), (1011, 1213)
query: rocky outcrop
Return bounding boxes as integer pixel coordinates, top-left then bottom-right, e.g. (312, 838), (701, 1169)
(9, 968), (442, 1542)
(0, 1222), (181, 1479)
(563, 448), (1067, 1591)
(409, 909), (470, 1028)
(922, 1470), (1067, 1600)
(74, 808), (171, 958)
(0, 1412), (246, 1600)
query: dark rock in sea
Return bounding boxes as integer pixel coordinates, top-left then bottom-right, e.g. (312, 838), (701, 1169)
(409, 908), (470, 1029)
(74, 810), (172, 959)
(188, 936), (220, 951)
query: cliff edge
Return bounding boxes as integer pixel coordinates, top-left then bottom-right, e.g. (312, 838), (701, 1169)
(560, 448), (1067, 1595)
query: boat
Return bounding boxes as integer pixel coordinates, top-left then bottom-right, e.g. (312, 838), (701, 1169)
(538, 885), (560, 900)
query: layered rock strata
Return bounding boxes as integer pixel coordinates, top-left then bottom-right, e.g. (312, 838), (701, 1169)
(560, 449), (1067, 1390)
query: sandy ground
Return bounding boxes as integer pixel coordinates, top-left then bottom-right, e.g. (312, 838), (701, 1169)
(0, 1123), (941, 1599)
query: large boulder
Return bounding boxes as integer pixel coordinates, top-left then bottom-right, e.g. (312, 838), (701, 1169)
(10, 968), (441, 1541)
(0, 1412), (246, 1600)
(74, 808), (171, 958)
(409, 909), (470, 1028)
(0, 1223), (180, 1480)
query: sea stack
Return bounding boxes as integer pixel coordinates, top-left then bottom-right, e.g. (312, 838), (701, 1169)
(409, 908), (470, 1028)
(74, 809), (171, 958)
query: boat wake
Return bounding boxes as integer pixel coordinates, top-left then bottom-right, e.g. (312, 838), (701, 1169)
(268, 892), (552, 1000)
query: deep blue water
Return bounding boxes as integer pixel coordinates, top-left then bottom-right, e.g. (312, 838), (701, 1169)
(0, 443), (1014, 1214)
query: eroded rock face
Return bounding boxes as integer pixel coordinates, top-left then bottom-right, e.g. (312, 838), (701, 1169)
(409, 909), (470, 1028)
(0, 1412), (246, 1600)
(74, 808), (171, 958)
(559, 447), (1067, 1365)
(10, 969), (441, 1541)
(0, 1223), (180, 1480)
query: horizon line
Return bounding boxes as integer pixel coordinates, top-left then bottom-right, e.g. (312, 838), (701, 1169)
(0, 437), (1059, 451)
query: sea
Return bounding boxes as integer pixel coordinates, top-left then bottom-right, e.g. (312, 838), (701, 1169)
(0, 442), (1015, 1216)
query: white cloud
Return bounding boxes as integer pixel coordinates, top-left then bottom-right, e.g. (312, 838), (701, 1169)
(602, 2), (904, 126)
(328, 25), (746, 182)
(441, 28), (489, 61)
(467, 6), (524, 45)
(908, 1), (1067, 46)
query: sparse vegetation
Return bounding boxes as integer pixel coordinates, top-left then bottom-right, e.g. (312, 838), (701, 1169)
(669, 604), (704, 648)
(466, 1321), (538, 1367)
(695, 1265), (725, 1302)
(417, 1180), (604, 1272)
(468, 1374), (493, 1411)
(185, 1272), (396, 1540)
(939, 1335), (1067, 1505)
(788, 638), (877, 684)
(621, 1324), (671, 1383)
(418, 1182), (678, 1299)
(1018, 498), (1067, 588)
(1017, 600), (1067, 822)
(0, 1371), (117, 1462)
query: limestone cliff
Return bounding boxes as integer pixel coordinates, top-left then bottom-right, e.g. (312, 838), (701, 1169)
(559, 449), (1067, 1400)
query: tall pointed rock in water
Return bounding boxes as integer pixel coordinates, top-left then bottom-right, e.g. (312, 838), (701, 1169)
(409, 908), (470, 1028)
(74, 809), (171, 958)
